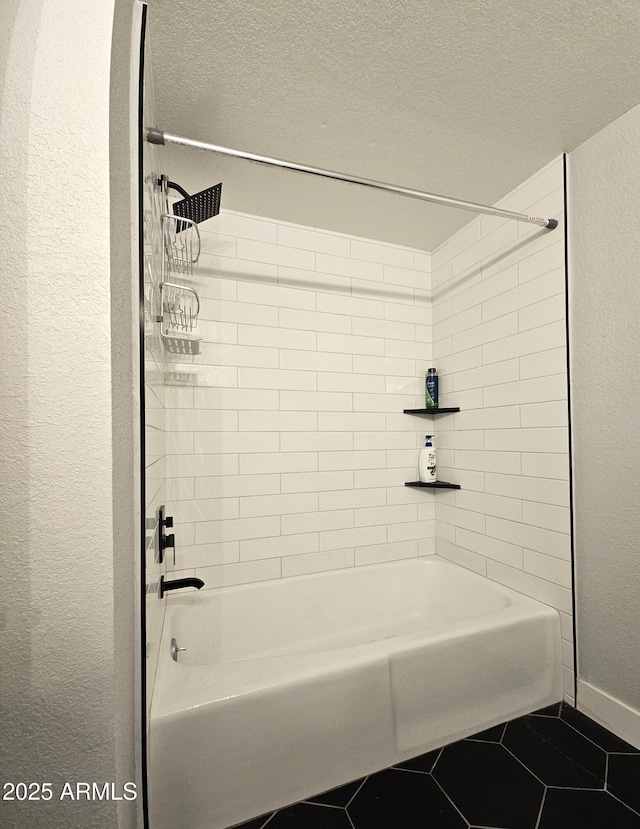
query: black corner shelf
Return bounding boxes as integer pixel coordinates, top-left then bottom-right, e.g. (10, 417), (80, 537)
(403, 407), (460, 414)
(403, 403), (462, 491)
(405, 481), (461, 490)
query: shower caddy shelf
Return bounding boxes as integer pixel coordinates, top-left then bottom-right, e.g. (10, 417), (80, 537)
(403, 405), (461, 490)
(159, 280), (201, 355)
(158, 209), (202, 355)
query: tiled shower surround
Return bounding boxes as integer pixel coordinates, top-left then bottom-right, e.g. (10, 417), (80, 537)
(164, 214), (435, 582)
(430, 156), (571, 699)
(163, 154), (572, 694)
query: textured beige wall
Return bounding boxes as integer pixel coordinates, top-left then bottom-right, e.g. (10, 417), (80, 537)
(569, 103), (640, 719)
(0, 1), (138, 826)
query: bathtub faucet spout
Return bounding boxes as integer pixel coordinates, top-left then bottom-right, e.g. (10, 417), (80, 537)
(159, 575), (204, 599)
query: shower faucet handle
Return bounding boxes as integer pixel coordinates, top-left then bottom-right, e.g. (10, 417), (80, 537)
(159, 529), (176, 566)
(164, 533), (176, 566)
(158, 506), (176, 565)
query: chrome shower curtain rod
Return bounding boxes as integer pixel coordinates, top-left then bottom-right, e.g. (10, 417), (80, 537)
(147, 128), (558, 231)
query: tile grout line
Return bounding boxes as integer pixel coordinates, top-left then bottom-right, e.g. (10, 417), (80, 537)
(344, 775), (369, 809)
(560, 709), (638, 756)
(504, 711), (612, 789)
(606, 790), (640, 820)
(499, 737), (551, 789)
(533, 786), (548, 829)
(429, 771), (472, 826)
(391, 765), (435, 776)
(345, 805), (357, 829)
(546, 784), (610, 791)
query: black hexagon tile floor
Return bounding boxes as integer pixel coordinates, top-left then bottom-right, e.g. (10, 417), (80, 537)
(231, 702), (640, 829)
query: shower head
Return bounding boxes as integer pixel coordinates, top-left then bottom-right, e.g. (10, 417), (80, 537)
(166, 179), (222, 232)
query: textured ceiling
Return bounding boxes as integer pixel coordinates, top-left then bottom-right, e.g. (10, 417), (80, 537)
(145, 0), (640, 249)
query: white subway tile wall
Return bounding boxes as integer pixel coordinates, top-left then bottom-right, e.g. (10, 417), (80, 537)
(165, 214), (434, 592)
(162, 155), (573, 703)
(430, 155), (573, 701)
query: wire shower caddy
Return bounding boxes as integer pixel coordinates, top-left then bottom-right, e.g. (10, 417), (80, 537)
(158, 178), (203, 355)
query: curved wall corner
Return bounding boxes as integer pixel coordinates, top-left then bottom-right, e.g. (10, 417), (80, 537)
(0, 0), (140, 826)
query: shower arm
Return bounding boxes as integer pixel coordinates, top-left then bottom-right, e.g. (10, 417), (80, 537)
(147, 127), (558, 231)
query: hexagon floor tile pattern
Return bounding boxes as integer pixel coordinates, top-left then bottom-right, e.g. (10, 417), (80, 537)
(231, 703), (640, 829)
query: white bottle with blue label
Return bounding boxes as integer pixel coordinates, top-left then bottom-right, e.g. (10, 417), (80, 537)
(418, 435), (436, 482)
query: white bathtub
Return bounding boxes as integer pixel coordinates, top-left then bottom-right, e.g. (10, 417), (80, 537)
(149, 556), (562, 829)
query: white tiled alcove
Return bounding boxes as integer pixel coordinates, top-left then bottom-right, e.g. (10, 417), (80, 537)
(163, 154), (572, 700)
